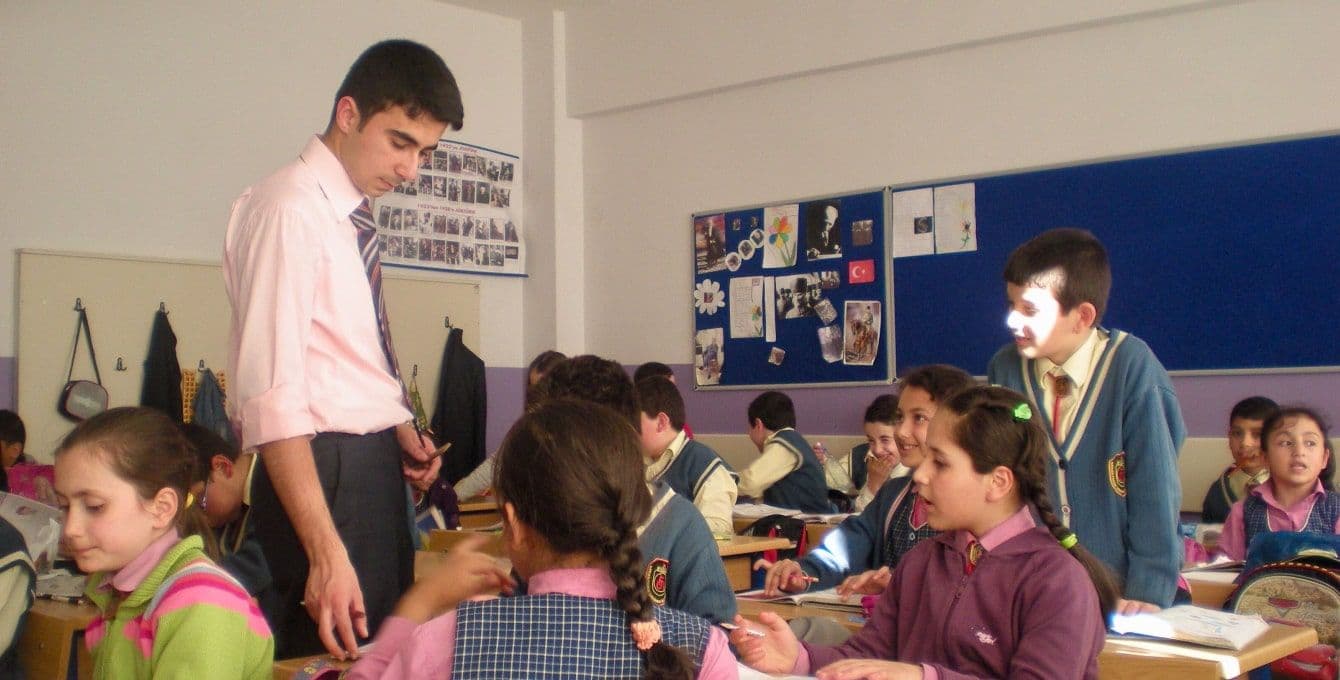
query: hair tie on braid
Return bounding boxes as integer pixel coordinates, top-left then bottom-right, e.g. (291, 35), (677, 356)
(1059, 532), (1078, 550)
(630, 619), (662, 651)
(1012, 402), (1032, 421)
(185, 491), (196, 509)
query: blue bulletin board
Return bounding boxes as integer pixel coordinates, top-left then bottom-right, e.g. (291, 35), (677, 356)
(890, 133), (1340, 374)
(691, 189), (892, 389)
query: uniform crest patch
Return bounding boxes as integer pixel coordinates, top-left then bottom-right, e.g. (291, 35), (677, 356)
(1108, 451), (1127, 497)
(645, 557), (669, 605)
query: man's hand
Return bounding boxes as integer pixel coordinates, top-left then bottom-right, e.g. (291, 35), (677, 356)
(305, 546), (367, 660)
(396, 422), (442, 485)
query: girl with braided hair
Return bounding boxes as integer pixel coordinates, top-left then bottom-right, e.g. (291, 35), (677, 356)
(733, 385), (1118, 680)
(344, 398), (736, 679)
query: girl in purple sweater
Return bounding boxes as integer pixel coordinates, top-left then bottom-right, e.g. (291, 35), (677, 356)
(733, 385), (1119, 680)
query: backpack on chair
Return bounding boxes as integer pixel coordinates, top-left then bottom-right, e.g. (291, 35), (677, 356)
(741, 513), (809, 564)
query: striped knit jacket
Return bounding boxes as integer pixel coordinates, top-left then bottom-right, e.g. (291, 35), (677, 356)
(84, 534), (274, 679)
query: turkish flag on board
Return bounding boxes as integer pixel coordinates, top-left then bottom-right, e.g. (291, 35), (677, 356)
(848, 259), (875, 284)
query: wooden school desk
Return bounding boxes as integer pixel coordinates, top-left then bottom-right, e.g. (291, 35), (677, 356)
(734, 597), (1317, 680)
(17, 598), (98, 680)
(732, 517), (835, 555)
(1183, 570), (1240, 609)
(455, 497), (500, 529)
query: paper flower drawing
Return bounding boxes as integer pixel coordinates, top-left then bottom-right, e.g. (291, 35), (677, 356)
(763, 204), (800, 269)
(694, 279), (726, 315)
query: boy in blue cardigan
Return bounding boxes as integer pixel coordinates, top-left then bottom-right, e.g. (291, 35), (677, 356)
(986, 228), (1185, 611)
(738, 391), (831, 513)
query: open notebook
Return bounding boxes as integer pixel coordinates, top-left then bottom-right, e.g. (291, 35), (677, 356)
(738, 587), (864, 612)
(1109, 605), (1268, 650)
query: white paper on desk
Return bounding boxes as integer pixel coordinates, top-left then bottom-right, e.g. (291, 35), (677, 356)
(891, 188), (934, 259)
(733, 503), (801, 519)
(1110, 605), (1268, 650)
(730, 276), (764, 339)
(0, 491), (62, 570)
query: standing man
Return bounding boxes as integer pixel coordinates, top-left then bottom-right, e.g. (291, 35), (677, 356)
(224, 40), (462, 660)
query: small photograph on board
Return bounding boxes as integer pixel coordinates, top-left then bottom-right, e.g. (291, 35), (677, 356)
(817, 270), (840, 289)
(934, 182), (977, 254)
(804, 200), (843, 261)
(814, 298), (838, 325)
(762, 204), (799, 269)
(695, 328), (725, 386)
(851, 219), (874, 247)
(695, 214), (729, 273)
(775, 273), (821, 319)
(768, 347), (786, 366)
(750, 228), (765, 249)
(725, 252), (742, 272)
(817, 325), (843, 363)
(738, 239), (756, 261)
(843, 300), (882, 366)
(729, 276), (764, 339)
(891, 187), (935, 258)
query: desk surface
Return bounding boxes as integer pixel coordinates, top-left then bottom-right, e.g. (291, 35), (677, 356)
(18, 598), (99, 680)
(457, 498), (496, 513)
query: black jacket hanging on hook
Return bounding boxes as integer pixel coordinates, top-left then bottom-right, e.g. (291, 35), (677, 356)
(140, 308), (184, 422)
(431, 327), (487, 485)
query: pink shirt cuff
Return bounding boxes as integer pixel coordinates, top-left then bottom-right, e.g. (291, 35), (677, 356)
(239, 383), (315, 448)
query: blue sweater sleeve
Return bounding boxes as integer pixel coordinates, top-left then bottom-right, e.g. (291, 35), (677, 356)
(800, 478), (904, 589)
(1117, 358), (1186, 606)
(664, 500), (737, 623)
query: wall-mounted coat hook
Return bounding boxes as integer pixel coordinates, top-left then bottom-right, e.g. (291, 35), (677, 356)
(411, 364), (419, 379)
(199, 359), (206, 371)
(159, 301), (167, 313)
(74, 298), (84, 312)
(444, 316), (452, 329)
(115, 357), (127, 371)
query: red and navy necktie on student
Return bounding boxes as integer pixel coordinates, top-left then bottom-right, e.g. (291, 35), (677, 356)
(350, 199), (414, 414)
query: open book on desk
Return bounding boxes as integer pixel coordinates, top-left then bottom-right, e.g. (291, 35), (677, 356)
(1109, 605), (1268, 650)
(738, 587), (864, 612)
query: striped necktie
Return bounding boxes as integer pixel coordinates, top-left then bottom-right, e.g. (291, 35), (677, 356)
(350, 199), (411, 410)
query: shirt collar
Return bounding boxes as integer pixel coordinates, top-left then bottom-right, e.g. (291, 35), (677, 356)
(953, 504), (1036, 554)
(1035, 328), (1104, 390)
(644, 429), (688, 481)
(527, 567), (617, 599)
(107, 529), (180, 594)
(298, 134), (366, 219)
(1251, 478), (1326, 511)
(240, 451), (258, 507)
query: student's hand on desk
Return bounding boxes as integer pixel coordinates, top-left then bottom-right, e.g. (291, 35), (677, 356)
(1114, 598), (1161, 615)
(763, 559), (814, 596)
(815, 659), (923, 680)
(837, 567), (891, 598)
(306, 547), (368, 660)
(729, 612), (799, 674)
(396, 534), (514, 624)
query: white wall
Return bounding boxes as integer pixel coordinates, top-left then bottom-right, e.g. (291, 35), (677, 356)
(568, 0), (1340, 365)
(1, 1), (527, 368)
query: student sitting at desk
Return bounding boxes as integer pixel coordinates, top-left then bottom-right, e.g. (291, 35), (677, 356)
(849, 394), (907, 512)
(734, 386), (1117, 680)
(0, 514), (34, 680)
(764, 366), (975, 594)
(738, 391), (832, 513)
(1201, 396), (1278, 524)
(533, 355), (736, 623)
(1219, 406), (1339, 560)
(635, 376), (736, 537)
(341, 400), (736, 679)
(53, 408), (273, 679)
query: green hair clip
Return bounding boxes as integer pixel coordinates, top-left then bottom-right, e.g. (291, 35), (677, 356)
(1012, 402), (1032, 421)
(1059, 532), (1078, 550)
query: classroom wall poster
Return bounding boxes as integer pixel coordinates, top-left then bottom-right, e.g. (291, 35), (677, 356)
(372, 139), (524, 275)
(933, 182), (976, 254)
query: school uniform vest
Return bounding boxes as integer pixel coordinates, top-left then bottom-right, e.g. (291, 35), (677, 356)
(1243, 492), (1340, 552)
(451, 594), (711, 679)
(662, 439), (736, 502)
(0, 520), (32, 680)
(763, 429), (831, 513)
(882, 481), (939, 568)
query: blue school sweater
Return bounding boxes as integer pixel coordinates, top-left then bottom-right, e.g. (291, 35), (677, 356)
(799, 476), (936, 589)
(988, 329), (1185, 606)
(638, 482), (736, 623)
(660, 438), (736, 504)
(763, 429), (832, 513)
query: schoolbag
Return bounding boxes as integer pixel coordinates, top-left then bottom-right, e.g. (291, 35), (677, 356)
(740, 513), (809, 563)
(1227, 532), (1340, 648)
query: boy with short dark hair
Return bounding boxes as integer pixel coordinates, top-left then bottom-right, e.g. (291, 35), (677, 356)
(184, 423), (271, 601)
(739, 391), (831, 513)
(0, 410), (26, 494)
(1201, 396), (1279, 524)
(634, 377), (736, 536)
(987, 227), (1186, 611)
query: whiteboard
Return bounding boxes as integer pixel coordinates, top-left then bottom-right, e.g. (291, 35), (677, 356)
(16, 249), (480, 460)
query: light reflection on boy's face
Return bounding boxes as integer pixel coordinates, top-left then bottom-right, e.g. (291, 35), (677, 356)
(1004, 280), (1084, 362)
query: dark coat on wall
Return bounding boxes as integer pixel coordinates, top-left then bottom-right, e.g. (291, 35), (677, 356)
(140, 309), (183, 422)
(430, 328), (487, 485)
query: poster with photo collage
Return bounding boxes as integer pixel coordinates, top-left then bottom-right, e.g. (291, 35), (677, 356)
(691, 189), (892, 389)
(372, 139), (524, 276)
